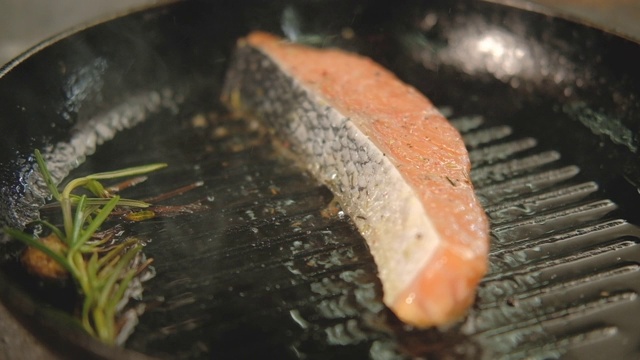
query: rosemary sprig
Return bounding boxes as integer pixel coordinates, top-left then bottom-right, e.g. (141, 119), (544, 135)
(4, 150), (167, 345)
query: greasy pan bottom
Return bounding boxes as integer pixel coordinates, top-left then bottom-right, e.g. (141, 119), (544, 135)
(0, 0), (639, 359)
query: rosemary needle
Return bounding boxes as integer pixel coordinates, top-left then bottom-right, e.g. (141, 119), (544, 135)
(5, 150), (168, 345)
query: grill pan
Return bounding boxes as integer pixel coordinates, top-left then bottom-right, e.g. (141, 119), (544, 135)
(1, 0), (639, 359)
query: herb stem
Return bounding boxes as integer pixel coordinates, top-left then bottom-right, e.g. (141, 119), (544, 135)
(8, 150), (171, 345)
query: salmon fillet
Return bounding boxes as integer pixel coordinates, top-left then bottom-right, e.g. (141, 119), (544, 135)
(221, 31), (490, 327)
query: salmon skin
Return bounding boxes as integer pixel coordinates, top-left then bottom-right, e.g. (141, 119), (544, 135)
(221, 31), (490, 328)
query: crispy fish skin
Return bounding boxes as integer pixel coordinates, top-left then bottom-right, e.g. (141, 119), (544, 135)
(221, 31), (489, 327)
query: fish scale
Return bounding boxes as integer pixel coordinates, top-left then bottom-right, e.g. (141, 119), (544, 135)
(218, 31), (640, 356)
(222, 32), (490, 328)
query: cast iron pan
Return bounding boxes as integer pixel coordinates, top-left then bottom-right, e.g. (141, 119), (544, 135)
(1, 0), (639, 359)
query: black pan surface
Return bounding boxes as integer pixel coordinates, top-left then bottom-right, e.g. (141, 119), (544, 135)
(1, 1), (639, 359)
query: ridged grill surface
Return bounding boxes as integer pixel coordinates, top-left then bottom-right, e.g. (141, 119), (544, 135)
(5, 104), (639, 360)
(455, 113), (640, 360)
